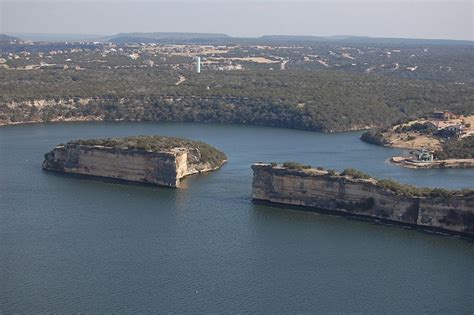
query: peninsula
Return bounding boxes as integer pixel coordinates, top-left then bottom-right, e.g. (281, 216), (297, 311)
(361, 112), (474, 169)
(43, 135), (227, 187)
(252, 163), (474, 237)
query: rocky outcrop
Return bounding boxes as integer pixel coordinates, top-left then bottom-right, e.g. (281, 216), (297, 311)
(43, 136), (226, 188)
(251, 163), (474, 236)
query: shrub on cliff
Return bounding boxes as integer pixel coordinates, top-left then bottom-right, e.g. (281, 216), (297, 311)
(326, 169), (337, 176)
(360, 130), (389, 146)
(377, 179), (426, 196)
(376, 179), (468, 198)
(428, 188), (453, 198)
(340, 168), (371, 179)
(282, 162), (311, 170)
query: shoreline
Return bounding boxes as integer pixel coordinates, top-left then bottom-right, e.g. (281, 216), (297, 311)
(0, 117), (375, 133)
(390, 156), (474, 169)
(0, 116), (104, 127)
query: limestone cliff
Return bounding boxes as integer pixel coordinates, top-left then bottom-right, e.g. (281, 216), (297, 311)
(252, 163), (474, 236)
(43, 136), (226, 188)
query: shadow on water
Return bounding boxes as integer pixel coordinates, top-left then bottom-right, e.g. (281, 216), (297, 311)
(251, 200), (474, 243)
(42, 169), (176, 190)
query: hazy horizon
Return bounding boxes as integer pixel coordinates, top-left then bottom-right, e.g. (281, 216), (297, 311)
(1, 0), (473, 41)
(5, 32), (474, 42)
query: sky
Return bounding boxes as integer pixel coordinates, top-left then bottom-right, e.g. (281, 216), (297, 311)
(1, 0), (473, 41)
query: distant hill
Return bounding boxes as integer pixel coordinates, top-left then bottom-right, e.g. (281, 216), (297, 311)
(6, 33), (103, 42)
(0, 34), (21, 42)
(258, 35), (474, 46)
(258, 35), (327, 41)
(3, 32), (472, 46)
(106, 32), (231, 44)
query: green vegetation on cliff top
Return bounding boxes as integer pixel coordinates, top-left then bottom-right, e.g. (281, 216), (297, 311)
(266, 163), (473, 198)
(70, 135), (226, 167)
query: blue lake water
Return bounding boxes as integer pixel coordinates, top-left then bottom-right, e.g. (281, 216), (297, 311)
(1, 122), (473, 313)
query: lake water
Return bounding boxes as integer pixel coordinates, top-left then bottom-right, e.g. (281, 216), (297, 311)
(1, 122), (473, 313)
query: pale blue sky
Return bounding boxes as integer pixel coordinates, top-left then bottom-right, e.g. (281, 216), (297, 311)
(1, 0), (473, 40)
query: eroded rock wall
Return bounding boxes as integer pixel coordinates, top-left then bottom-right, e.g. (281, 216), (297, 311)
(43, 144), (190, 187)
(252, 164), (473, 236)
(418, 197), (474, 234)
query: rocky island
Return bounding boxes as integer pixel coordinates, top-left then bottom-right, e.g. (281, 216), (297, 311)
(252, 162), (474, 237)
(43, 135), (227, 188)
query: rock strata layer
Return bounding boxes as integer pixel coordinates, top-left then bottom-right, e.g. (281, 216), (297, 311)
(43, 136), (226, 188)
(252, 163), (474, 237)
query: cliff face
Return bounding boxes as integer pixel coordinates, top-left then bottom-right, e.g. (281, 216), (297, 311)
(43, 142), (225, 188)
(0, 97), (376, 132)
(252, 164), (474, 236)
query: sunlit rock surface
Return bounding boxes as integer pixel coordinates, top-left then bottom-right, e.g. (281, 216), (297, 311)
(43, 136), (226, 188)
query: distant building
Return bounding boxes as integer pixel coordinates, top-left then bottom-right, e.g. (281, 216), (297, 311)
(417, 149), (433, 162)
(444, 124), (465, 138)
(128, 53), (139, 60)
(433, 110), (458, 121)
(39, 62), (67, 70)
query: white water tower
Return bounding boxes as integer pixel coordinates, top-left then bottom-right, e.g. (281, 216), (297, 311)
(195, 56), (201, 73)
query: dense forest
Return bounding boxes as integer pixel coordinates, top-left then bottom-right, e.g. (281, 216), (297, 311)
(1, 68), (473, 132)
(434, 136), (474, 160)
